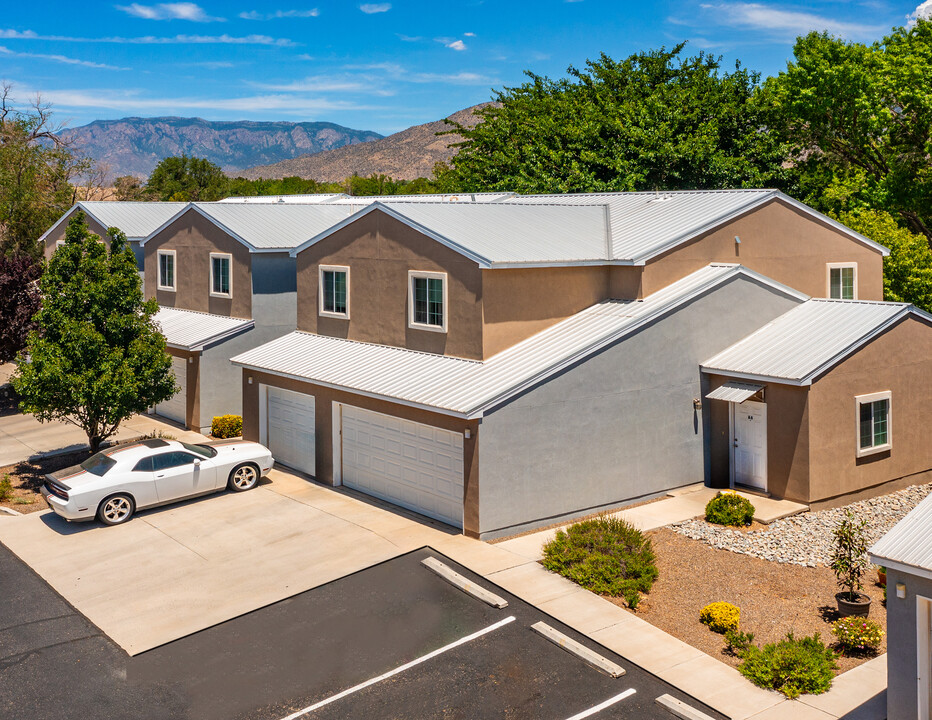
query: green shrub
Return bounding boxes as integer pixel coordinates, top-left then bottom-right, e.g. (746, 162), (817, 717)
(725, 628), (755, 655)
(700, 601), (740, 633)
(832, 617), (884, 653)
(211, 415), (243, 439)
(542, 516), (658, 605)
(0, 475), (12, 501)
(705, 491), (755, 526)
(738, 633), (838, 698)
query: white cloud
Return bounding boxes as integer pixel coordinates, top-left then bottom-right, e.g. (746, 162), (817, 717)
(908, 0), (932, 25)
(341, 62), (496, 85)
(189, 60), (235, 68)
(397, 33), (422, 41)
(446, 39), (467, 50)
(692, 3), (885, 39)
(240, 9), (320, 20)
(250, 76), (377, 92)
(463, 32), (476, 37)
(359, 3), (391, 13)
(115, 3), (223, 21)
(0, 45), (128, 70)
(0, 28), (296, 45)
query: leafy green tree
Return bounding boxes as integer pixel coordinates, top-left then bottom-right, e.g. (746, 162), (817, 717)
(836, 209), (932, 312)
(0, 253), (42, 364)
(0, 83), (91, 258)
(12, 213), (176, 451)
(146, 155), (229, 201)
(763, 21), (932, 244)
(440, 44), (788, 194)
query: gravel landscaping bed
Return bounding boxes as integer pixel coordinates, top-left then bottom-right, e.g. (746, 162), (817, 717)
(670, 483), (932, 567)
(0, 450), (92, 515)
(614, 528), (887, 674)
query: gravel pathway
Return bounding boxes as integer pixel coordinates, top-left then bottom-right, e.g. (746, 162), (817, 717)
(670, 483), (932, 567)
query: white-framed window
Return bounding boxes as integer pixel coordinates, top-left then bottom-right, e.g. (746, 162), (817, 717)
(157, 250), (176, 291)
(856, 391), (891, 457)
(408, 270), (447, 333)
(209, 253), (232, 298)
(319, 265), (350, 319)
(827, 263), (858, 300)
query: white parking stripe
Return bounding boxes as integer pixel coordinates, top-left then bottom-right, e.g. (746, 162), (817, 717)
(564, 688), (637, 720)
(278, 615), (517, 720)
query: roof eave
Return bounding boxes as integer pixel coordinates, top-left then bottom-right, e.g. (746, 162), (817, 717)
(867, 555), (932, 583)
(699, 367), (807, 386)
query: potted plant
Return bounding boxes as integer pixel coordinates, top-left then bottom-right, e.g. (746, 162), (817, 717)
(877, 566), (886, 587)
(831, 510), (871, 617)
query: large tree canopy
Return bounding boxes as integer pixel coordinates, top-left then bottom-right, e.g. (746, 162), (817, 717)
(146, 155), (229, 201)
(12, 213), (176, 451)
(437, 44), (788, 194)
(763, 21), (932, 244)
(0, 253), (42, 364)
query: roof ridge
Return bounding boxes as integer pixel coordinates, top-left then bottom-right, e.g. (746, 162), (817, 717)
(290, 330), (484, 365)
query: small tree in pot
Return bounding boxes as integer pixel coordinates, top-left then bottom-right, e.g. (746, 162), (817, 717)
(831, 510), (871, 617)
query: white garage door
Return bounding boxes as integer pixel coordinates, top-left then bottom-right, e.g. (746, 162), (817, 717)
(265, 386), (315, 476)
(341, 405), (463, 528)
(156, 356), (187, 425)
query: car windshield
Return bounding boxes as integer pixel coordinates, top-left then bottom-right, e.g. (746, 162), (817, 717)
(182, 442), (217, 459)
(80, 452), (117, 477)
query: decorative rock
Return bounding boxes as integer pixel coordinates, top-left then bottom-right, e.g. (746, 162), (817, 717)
(670, 483), (932, 567)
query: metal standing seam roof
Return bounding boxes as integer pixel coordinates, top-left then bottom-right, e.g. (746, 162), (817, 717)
(231, 264), (803, 417)
(217, 194), (347, 204)
(154, 306), (254, 351)
(701, 299), (931, 385)
(39, 201), (189, 243)
(869, 491), (932, 579)
(503, 189), (887, 263)
(705, 381), (765, 403)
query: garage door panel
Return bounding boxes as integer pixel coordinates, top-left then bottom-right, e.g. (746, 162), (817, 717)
(342, 405), (463, 528)
(265, 386), (315, 476)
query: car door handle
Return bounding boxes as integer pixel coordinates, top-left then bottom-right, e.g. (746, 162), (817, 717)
(156, 474), (165, 478)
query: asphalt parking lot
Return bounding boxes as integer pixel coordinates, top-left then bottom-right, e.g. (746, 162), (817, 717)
(0, 543), (725, 720)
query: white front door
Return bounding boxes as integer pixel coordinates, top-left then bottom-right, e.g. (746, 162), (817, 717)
(156, 356), (187, 425)
(340, 405), (464, 528)
(265, 386), (316, 476)
(733, 400), (767, 491)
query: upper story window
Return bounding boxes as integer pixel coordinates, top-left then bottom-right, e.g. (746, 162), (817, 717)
(408, 270), (447, 333)
(210, 253), (232, 298)
(828, 263), (857, 300)
(157, 250), (176, 291)
(857, 391), (891, 457)
(319, 265), (349, 319)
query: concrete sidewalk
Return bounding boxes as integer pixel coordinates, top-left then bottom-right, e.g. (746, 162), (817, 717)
(496, 485), (808, 562)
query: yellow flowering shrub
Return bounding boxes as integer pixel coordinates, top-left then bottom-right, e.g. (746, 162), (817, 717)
(700, 601), (740, 633)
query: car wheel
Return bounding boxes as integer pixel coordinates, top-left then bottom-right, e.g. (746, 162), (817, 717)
(98, 494), (135, 526)
(228, 463), (260, 492)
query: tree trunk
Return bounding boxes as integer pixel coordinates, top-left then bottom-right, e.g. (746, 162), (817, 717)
(88, 435), (102, 453)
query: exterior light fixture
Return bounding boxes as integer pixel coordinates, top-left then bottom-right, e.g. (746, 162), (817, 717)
(896, 582), (906, 599)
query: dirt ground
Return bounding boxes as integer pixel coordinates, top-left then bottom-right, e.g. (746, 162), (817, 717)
(609, 528), (887, 674)
(0, 450), (91, 515)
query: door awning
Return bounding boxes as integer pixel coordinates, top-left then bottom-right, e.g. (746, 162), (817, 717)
(706, 381), (764, 403)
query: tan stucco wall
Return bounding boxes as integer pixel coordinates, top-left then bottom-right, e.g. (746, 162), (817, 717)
(296, 212), (484, 360)
(144, 210), (252, 319)
(242, 370), (480, 536)
(808, 316), (932, 504)
(481, 266), (610, 357)
(609, 266), (643, 300)
(43, 209), (111, 257)
(640, 199), (885, 300)
(165, 347), (200, 432)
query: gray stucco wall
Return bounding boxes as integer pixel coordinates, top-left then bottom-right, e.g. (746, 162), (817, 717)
(195, 253), (298, 432)
(476, 275), (804, 538)
(885, 567), (932, 720)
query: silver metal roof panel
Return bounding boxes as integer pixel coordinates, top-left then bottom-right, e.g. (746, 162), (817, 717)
(232, 264), (803, 416)
(154, 306), (254, 351)
(870, 491), (932, 579)
(40, 201), (189, 244)
(702, 299), (924, 384)
(705, 381), (764, 403)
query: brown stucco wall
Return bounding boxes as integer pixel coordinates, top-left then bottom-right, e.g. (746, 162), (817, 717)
(807, 316), (932, 504)
(242, 370), (480, 536)
(609, 266), (644, 300)
(640, 199), (885, 300)
(43, 209), (111, 257)
(165, 348), (200, 432)
(481, 266), (610, 357)
(144, 209), (252, 319)
(296, 211), (484, 360)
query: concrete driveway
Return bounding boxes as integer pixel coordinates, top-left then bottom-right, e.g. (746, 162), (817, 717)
(0, 469), (470, 654)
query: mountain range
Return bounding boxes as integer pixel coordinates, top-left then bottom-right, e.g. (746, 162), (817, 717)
(61, 117), (383, 178)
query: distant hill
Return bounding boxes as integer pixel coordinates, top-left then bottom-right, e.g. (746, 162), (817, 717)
(238, 104), (493, 182)
(61, 117), (383, 178)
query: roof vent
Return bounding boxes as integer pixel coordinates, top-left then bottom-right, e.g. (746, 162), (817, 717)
(648, 192), (673, 203)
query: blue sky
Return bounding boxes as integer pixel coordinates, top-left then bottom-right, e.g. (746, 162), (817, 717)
(1, 1), (928, 135)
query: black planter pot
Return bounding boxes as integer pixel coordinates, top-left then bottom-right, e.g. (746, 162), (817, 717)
(836, 592), (871, 617)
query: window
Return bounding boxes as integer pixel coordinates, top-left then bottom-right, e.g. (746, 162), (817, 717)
(828, 263), (858, 300)
(151, 451), (198, 471)
(79, 453), (117, 477)
(408, 271), (447, 332)
(856, 391), (892, 457)
(157, 250), (176, 291)
(210, 253), (231, 297)
(132, 457), (154, 473)
(319, 265), (350, 319)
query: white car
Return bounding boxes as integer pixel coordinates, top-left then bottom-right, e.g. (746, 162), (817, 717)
(43, 438), (274, 526)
